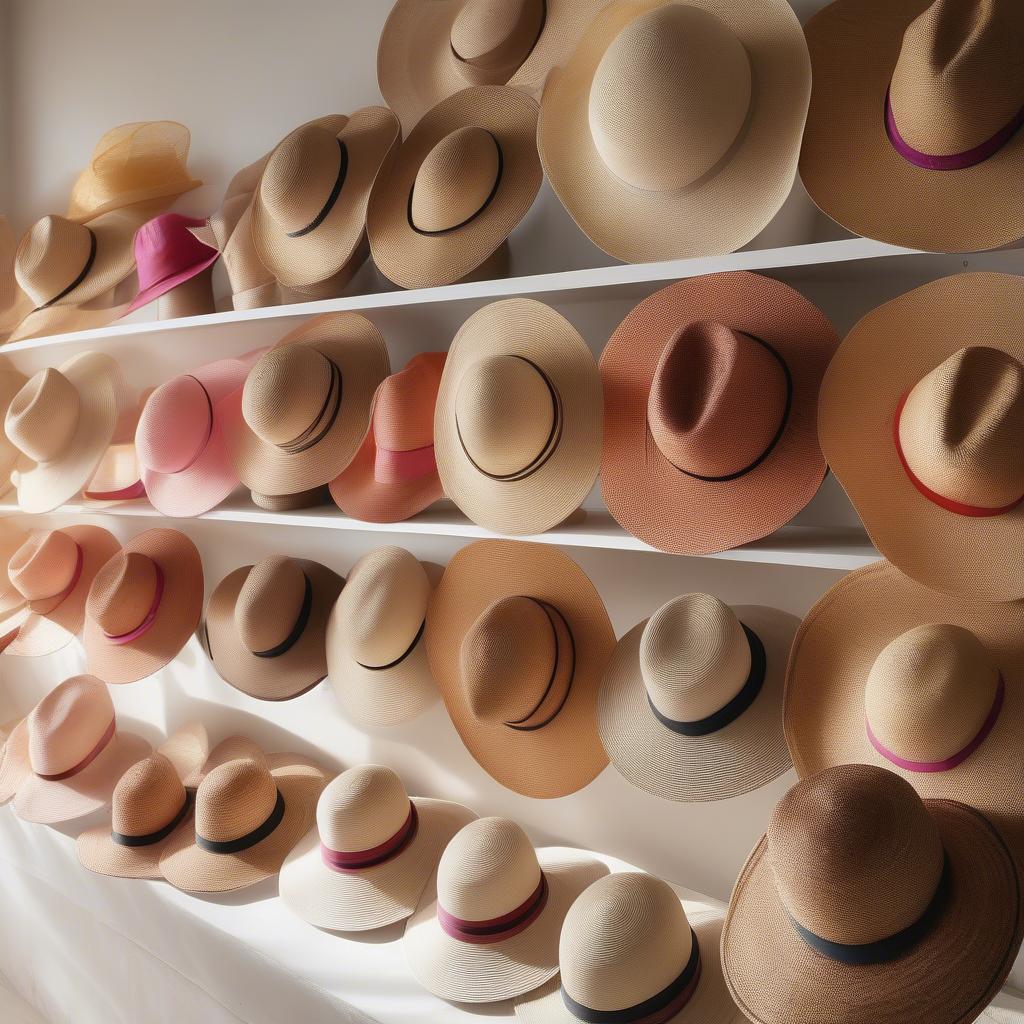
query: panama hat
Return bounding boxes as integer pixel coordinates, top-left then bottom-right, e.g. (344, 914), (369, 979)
(127, 212), (219, 316)
(601, 272), (838, 554)
(426, 540), (614, 798)
(436, 300), (601, 536)
(329, 353), (447, 523)
(367, 86), (542, 290)
(722, 764), (1022, 1024)
(515, 872), (740, 1024)
(599, 594), (797, 803)
(280, 764), (477, 931)
(538, 0), (810, 264)
(0, 363), (28, 496)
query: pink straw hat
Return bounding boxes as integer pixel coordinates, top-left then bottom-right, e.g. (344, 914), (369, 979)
(127, 213), (219, 313)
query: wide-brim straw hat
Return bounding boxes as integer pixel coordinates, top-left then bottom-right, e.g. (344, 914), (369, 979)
(127, 212), (220, 313)
(601, 272), (838, 554)
(367, 86), (542, 290)
(0, 363), (28, 495)
(537, 0), (811, 263)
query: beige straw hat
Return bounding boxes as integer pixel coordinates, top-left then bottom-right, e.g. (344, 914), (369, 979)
(819, 272), (1024, 602)
(599, 594), (797, 803)
(202, 555), (344, 701)
(280, 764), (477, 932)
(326, 547), (439, 727)
(249, 485), (331, 511)
(538, 0), (811, 263)
(404, 816), (609, 1002)
(722, 764), (1023, 1024)
(0, 363), (28, 496)
(425, 539), (614, 798)
(367, 86), (542, 290)
(435, 299), (601, 536)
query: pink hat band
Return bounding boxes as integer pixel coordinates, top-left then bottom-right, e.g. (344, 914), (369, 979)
(128, 213), (219, 313)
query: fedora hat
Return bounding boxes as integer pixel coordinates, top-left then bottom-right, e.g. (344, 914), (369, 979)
(425, 539), (614, 798)
(601, 272), (838, 554)
(515, 872), (740, 1024)
(538, 0), (811, 264)
(221, 312), (390, 496)
(203, 555), (344, 701)
(367, 86), (542, 290)
(599, 594), (797, 803)
(127, 212), (219, 315)
(280, 764), (476, 932)
(820, 272), (1024, 601)
(722, 764), (1023, 1024)
(329, 352), (447, 523)
(0, 363), (28, 496)
(83, 528), (204, 684)
(801, 0), (1024, 253)
(326, 546), (439, 727)
(435, 300), (601, 536)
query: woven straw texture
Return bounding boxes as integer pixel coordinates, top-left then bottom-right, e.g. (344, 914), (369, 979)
(250, 485), (331, 511)
(0, 365), (28, 494)
(0, 520), (29, 617)
(156, 720), (209, 790)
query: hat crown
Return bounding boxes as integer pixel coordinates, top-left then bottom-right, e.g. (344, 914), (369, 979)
(15, 215), (94, 306)
(411, 127), (501, 234)
(6, 367), (81, 463)
(9, 530), (79, 601)
(767, 764), (945, 946)
(261, 124), (345, 236)
(110, 753), (186, 838)
(234, 556), (307, 654)
(449, 0), (544, 81)
(196, 757), (279, 843)
(136, 375), (212, 475)
(373, 358), (441, 451)
(317, 764), (411, 852)
(87, 550), (159, 637)
(28, 675), (113, 777)
(242, 345), (333, 448)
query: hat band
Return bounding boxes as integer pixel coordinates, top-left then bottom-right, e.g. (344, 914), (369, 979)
(437, 872), (548, 944)
(320, 802), (419, 872)
(277, 357), (343, 455)
(83, 479), (147, 501)
(26, 541), (83, 610)
(36, 716), (116, 780)
(505, 599), (575, 732)
(111, 790), (193, 848)
(648, 623), (766, 737)
(103, 565), (165, 645)
(37, 228), (97, 309)
(252, 571), (313, 658)
(285, 138), (349, 238)
(374, 442), (437, 484)
(356, 618), (425, 671)
(195, 788), (286, 854)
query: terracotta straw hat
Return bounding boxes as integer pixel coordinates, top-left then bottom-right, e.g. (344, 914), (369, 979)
(538, 0), (811, 263)
(0, 363), (28, 496)
(202, 555), (344, 701)
(405, 816), (608, 1002)
(329, 352), (447, 523)
(221, 312), (390, 496)
(801, 0), (1024, 253)
(280, 764), (477, 932)
(83, 528), (204, 684)
(326, 546), (439, 727)
(435, 299), (601, 536)
(515, 872), (740, 1024)
(367, 86), (542, 290)
(598, 594), (797, 803)
(127, 212), (219, 314)
(601, 272), (838, 554)
(425, 540), (614, 798)
(722, 764), (1023, 1024)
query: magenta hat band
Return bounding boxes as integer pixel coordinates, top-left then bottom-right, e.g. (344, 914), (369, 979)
(101, 565), (165, 646)
(437, 873), (549, 945)
(320, 802), (419, 873)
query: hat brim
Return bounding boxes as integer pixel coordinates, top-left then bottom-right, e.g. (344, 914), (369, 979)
(157, 720), (210, 790)
(0, 718), (29, 803)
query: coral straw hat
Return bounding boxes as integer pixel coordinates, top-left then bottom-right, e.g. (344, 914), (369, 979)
(127, 212), (219, 314)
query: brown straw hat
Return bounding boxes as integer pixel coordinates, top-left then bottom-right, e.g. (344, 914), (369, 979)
(425, 539), (614, 799)
(403, 816), (608, 1002)
(83, 528), (204, 684)
(722, 764), (1023, 1024)
(367, 86), (542, 290)
(280, 764), (476, 932)
(515, 872), (739, 1024)
(202, 555), (344, 701)
(326, 547), (439, 727)
(598, 594), (797, 803)
(221, 312), (390, 496)
(601, 272), (838, 555)
(820, 272), (1024, 601)
(801, 0), (1024, 253)
(538, 0), (810, 263)
(435, 299), (601, 536)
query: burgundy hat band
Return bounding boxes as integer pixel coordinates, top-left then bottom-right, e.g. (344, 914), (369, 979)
(321, 802), (419, 872)
(437, 872), (548, 944)
(102, 564), (165, 645)
(35, 717), (116, 781)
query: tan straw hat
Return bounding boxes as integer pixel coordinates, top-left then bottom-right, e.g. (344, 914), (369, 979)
(722, 764), (1023, 1024)
(367, 86), (542, 290)
(403, 816), (609, 1002)
(800, 0), (1024, 252)
(598, 594), (797, 803)
(538, 0), (811, 263)
(436, 299), (601, 536)
(249, 485), (331, 511)
(202, 555), (344, 701)
(280, 764), (477, 932)
(425, 540), (614, 798)
(602, 272), (838, 554)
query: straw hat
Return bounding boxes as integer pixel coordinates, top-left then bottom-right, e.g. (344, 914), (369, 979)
(0, 520), (29, 621)
(819, 272), (1024, 601)
(329, 353), (447, 523)
(280, 764), (477, 931)
(598, 594), (797, 803)
(722, 764), (1022, 1024)
(249, 485), (331, 511)
(83, 528), (204, 684)
(326, 547), (439, 727)
(538, 0), (811, 263)
(367, 86), (542, 290)
(221, 312), (390, 496)
(127, 212), (219, 313)
(203, 555), (344, 701)
(435, 300), (601, 535)
(515, 872), (740, 1024)
(425, 540), (614, 798)
(0, 363), (28, 497)
(601, 272), (838, 554)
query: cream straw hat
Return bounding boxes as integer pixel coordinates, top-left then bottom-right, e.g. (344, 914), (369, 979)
(0, 362), (28, 497)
